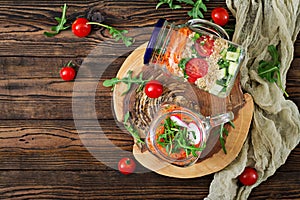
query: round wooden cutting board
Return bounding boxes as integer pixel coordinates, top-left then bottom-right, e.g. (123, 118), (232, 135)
(113, 43), (254, 178)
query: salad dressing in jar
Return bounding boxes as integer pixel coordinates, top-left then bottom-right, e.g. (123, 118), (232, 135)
(144, 19), (245, 98)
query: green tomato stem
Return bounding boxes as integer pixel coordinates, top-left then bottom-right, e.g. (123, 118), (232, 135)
(87, 22), (111, 29)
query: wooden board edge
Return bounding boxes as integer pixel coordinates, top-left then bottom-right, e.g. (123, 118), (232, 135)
(133, 93), (254, 178)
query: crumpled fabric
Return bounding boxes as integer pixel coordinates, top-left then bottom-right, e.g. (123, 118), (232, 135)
(205, 0), (300, 199)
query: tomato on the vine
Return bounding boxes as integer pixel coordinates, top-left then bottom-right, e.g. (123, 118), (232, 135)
(118, 157), (136, 175)
(60, 66), (76, 81)
(185, 58), (208, 83)
(195, 35), (214, 57)
(238, 167), (258, 186)
(144, 80), (163, 98)
(211, 7), (229, 26)
(72, 18), (92, 37)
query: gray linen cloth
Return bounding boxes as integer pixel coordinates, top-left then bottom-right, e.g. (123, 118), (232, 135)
(205, 0), (300, 199)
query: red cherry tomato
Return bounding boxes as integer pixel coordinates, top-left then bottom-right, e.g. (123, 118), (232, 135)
(144, 80), (163, 98)
(211, 7), (229, 26)
(187, 76), (198, 83)
(60, 67), (76, 81)
(195, 35), (215, 57)
(72, 18), (92, 37)
(238, 167), (258, 186)
(118, 157), (136, 175)
(185, 58), (208, 83)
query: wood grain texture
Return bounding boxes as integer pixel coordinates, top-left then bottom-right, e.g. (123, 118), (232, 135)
(0, 0), (299, 199)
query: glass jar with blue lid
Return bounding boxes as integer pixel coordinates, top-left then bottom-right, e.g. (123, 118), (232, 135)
(144, 19), (245, 98)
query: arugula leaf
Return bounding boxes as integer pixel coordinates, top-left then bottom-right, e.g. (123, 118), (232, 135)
(87, 22), (134, 47)
(258, 45), (289, 97)
(216, 121), (235, 154)
(156, 0), (182, 9)
(178, 0), (195, 5)
(178, 58), (189, 79)
(157, 116), (206, 158)
(103, 70), (148, 95)
(156, 0), (208, 18)
(44, 4), (70, 37)
(219, 124), (227, 154)
(187, 0), (208, 19)
(124, 112), (145, 144)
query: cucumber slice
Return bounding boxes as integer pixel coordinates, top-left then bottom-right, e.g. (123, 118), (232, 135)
(209, 84), (224, 94)
(228, 62), (239, 75)
(226, 52), (240, 62)
(220, 48), (227, 58)
(219, 68), (227, 78)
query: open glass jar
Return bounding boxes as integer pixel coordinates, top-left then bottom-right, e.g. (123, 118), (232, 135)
(144, 19), (245, 98)
(145, 104), (234, 167)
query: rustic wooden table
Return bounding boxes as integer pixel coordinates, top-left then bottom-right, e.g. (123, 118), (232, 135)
(0, 0), (299, 199)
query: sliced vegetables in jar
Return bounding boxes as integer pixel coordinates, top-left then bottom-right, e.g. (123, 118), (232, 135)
(147, 23), (245, 98)
(155, 112), (205, 160)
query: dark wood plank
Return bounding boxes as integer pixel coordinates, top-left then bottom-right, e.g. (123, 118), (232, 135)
(0, 1), (299, 58)
(0, 0), (299, 199)
(287, 58), (300, 107)
(0, 170), (213, 200)
(0, 120), (132, 170)
(0, 120), (299, 172)
(0, 170), (298, 199)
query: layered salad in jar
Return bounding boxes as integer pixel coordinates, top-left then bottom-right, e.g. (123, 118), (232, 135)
(146, 104), (207, 167)
(150, 27), (244, 98)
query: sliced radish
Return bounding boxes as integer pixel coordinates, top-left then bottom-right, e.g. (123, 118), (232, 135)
(187, 122), (202, 146)
(170, 115), (188, 128)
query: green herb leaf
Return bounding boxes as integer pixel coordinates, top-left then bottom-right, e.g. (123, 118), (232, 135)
(187, 0), (207, 19)
(257, 45), (289, 97)
(178, 0), (195, 5)
(156, 0), (208, 19)
(229, 120), (235, 128)
(123, 112), (145, 144)
(218, 121), (235, 154)
(44, 4), (70, 37)
(157, 116), (206, 158)
(219, 136), (227, 154)
(103, 78), (120, 87)
(87, 22), (134, 47)
(103, 70), (149, 95)
(178, 58), (189, 79)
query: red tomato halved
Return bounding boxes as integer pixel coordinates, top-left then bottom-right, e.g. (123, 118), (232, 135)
(195, 35), (214, 57)
(185, 58), (209, 83)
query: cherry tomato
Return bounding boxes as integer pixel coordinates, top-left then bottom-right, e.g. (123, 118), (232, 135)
(60, 67), (76, 81)
(211, 7), (229, 26)
(195, 35), (215, 57)
(72, 18), (92, 37)
(238, 167), (258, 186)
(185, 58), (208, 83)
(144, 80), (163, 98)
(118, 157), (136, 175)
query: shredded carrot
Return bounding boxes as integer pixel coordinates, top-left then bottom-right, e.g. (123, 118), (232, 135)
(173, 53), (179, 64)
(157, 27), (193, 73)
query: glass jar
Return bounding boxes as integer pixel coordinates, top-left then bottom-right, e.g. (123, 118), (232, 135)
(145, 104), (234, 167)
(144, 19), (245, 98)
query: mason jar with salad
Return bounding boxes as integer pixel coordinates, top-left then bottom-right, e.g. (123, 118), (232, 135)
(144, 19), (245, 98)
(146, 104), (234, 167)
